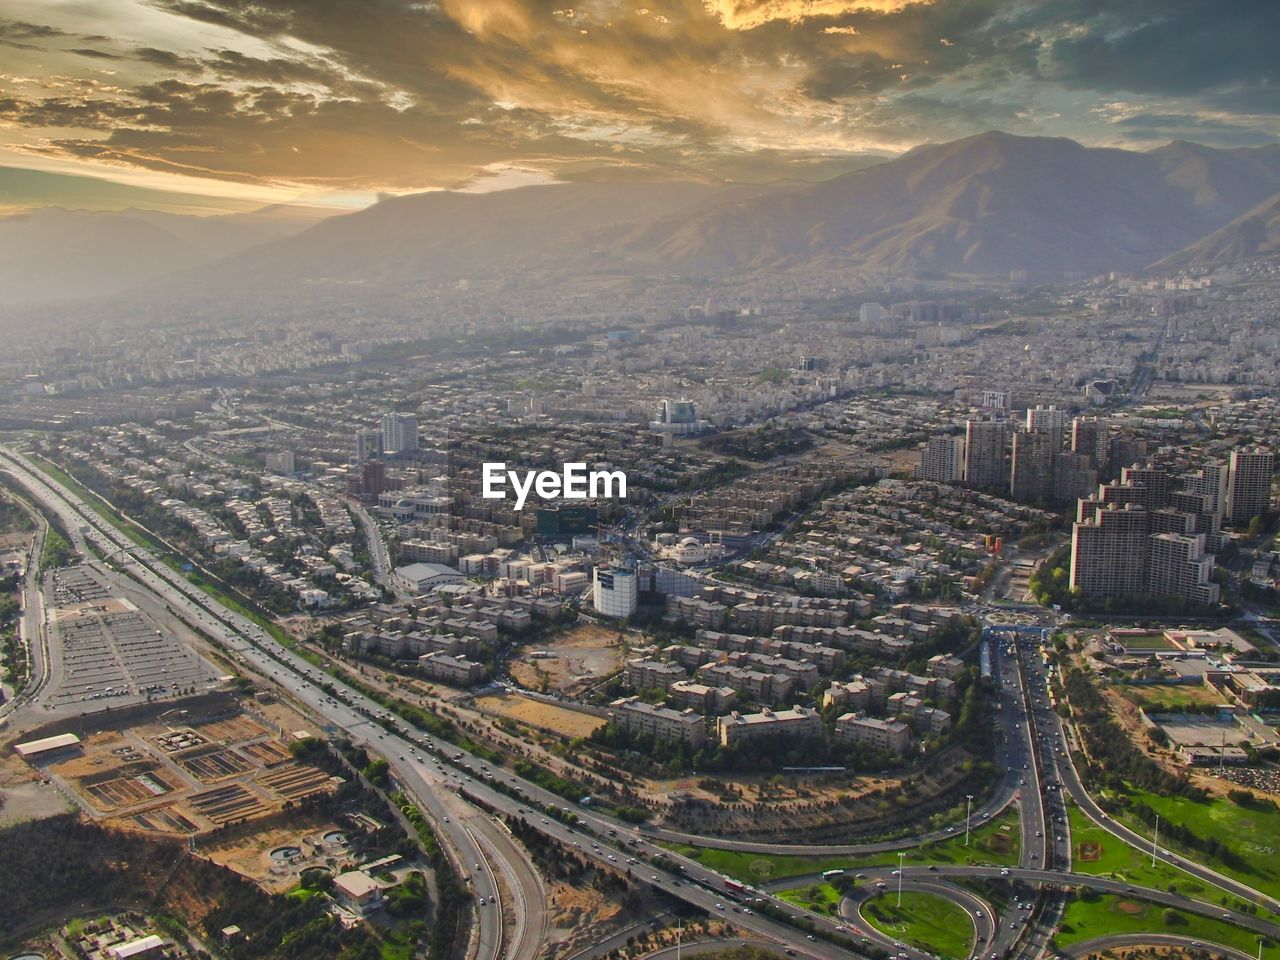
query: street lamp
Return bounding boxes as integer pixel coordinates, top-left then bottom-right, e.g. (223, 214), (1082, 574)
(1151, 813), (1160, 868)
(965, 794), (974, 847)
(897, 851), (906, 907)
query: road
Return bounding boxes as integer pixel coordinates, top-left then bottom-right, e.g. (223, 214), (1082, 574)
(0, 480), (49, 718)
(348, 498), (404, 598)
(1062, 933), (1256, 959)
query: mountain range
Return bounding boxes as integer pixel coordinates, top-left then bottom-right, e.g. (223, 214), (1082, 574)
(6, 131), (1280, 308)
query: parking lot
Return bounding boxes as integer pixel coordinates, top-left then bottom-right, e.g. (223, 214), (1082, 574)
(46, 566), (219, 707)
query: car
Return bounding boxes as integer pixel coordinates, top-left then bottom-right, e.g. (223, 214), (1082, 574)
(443, 816), (450, 823)
(806, 936), (815, 942)
(651, 875), (660, 882)
(714, 903), (725, 910)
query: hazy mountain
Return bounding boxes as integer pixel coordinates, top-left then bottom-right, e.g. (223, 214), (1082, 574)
(0, 165), (260, 215)
(608, 132), (1280, 278)
(1147, 141), (1280, 223)
(184, 178), (801, 289)
(170, 133), (1280, 299)
(0, 203), (337, 304)
(10, 132), (1280, 309)
(1154, 191), (1280, 268)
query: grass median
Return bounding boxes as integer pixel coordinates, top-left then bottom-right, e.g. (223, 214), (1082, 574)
(669, 807), (1020, 885)
(861, 890), (974, 960)
(1053, 892), (1274, 956)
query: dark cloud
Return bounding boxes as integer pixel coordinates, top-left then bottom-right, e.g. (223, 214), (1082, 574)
(68, 47), (125, 60)
(1042, 0), (1280, 96)
(1111, 112), (1280, 148)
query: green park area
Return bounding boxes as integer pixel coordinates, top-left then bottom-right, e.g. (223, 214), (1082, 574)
(668, 807), (1020, 885)
(1066, 801), (1213, 899)
(1118, 683), (1228, 711)
(1053, 892), (1273, 957)
(861, 891), (974, 960)
(1109, 787), (1280, 903)
(1116, 632), (1177, 651)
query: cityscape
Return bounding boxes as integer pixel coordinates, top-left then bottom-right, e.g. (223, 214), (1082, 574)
(1, 4), (1280, 960)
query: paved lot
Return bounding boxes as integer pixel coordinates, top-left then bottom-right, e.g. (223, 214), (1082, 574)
(45, 565), (219, 707)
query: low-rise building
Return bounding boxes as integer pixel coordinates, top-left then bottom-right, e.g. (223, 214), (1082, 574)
(716, 706), (821, 746)
(609, 696), (706, 746)
(834, 713), (911, 756)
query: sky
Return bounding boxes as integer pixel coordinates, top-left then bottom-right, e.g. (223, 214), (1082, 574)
(1, 0), (1278, 212)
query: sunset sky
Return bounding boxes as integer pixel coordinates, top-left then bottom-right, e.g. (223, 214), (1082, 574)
(1, 0), (1277, 211)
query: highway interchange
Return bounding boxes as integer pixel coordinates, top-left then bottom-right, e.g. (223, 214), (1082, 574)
(3, 443), (1278, 960)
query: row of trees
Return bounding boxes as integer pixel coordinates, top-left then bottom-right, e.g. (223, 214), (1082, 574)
(1063, 666), (1204, 799)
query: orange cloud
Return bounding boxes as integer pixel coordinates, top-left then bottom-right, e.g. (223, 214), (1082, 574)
(703, 0), (934, 31)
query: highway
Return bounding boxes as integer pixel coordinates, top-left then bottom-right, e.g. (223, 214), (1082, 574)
(0, 482), (50, 719)
(0, 448), (515, 960)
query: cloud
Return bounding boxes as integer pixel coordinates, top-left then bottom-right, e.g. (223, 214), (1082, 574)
(702, 0), (933, 31)
(0, 0), (1275, 200)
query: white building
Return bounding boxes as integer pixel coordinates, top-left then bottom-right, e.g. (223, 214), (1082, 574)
(381, 412), (419, 455)
(394, 561), (467, 594)
(593, 565), (637, 618)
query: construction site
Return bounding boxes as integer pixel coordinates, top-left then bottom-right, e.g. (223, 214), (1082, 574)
(7, 692), (338, 838)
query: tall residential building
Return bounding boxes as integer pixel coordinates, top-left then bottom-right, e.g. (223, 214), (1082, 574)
(1148, 533), (1220, 606)
(1010, 429), (1054, 502)
(1070, 502), (1150, 598)
(1051, 452), (1097, 505)
(1227, 448), (1274, 525)
(918, 435), (965, 483)
(1119, 466), (1172, 510)
(381, 412), (419, 455)
(355, 428), (384, 464)
(1181, 462), (1229, 518)
(1107, 436), (1148, 481)
(1026, 405), (1068, 446)
(1070, 416), (1109, 469)
(963, 420), (1010, 489)
(1170, 490), (1225, 550)
(858, 302), (885, 324)
(264, 449), (295, 474)
(1070, 470), (1224, 608)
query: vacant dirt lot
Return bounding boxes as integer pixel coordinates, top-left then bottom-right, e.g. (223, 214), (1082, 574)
(510, 623), (626, 696)
(474, 692), (607, 739)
